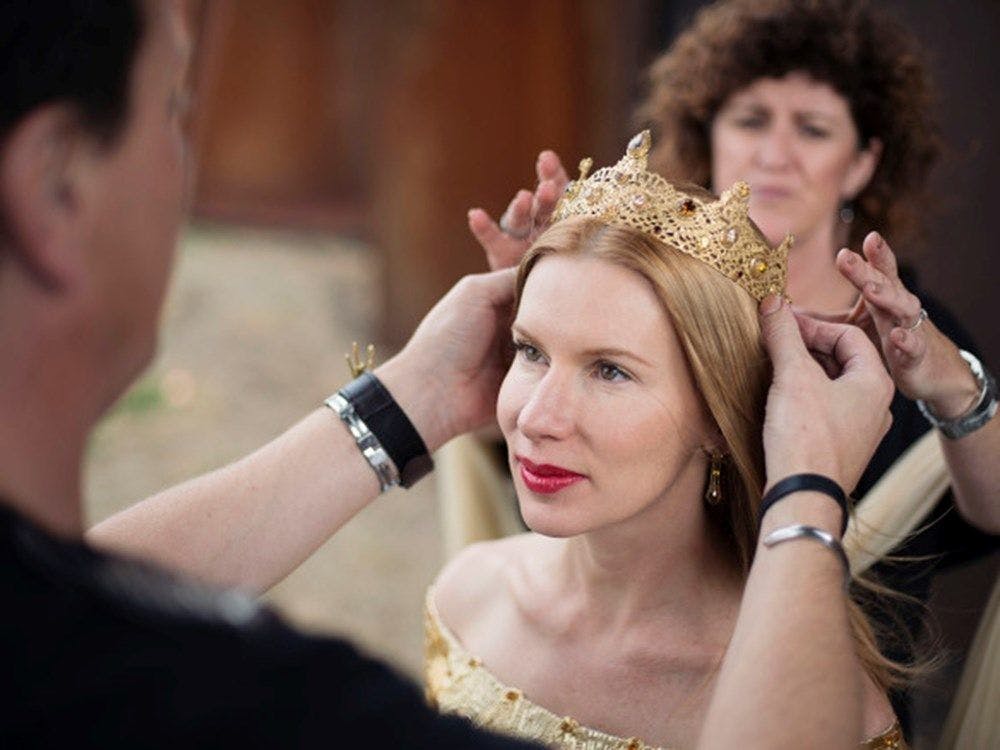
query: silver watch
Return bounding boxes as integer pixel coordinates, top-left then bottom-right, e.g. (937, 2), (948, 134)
(917, 350), (998, 439)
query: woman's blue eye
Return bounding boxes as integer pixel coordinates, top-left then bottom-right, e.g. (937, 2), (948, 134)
(514, 341), (543, 363)
(597, 362), (629, 382)
(735, 117), (765, 130)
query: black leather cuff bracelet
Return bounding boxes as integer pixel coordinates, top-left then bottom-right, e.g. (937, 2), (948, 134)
(757, 473), (848, 538)
(335, 373), (434, 488)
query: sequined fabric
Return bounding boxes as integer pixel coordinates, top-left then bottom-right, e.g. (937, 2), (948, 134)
(423, 589), (906, 750)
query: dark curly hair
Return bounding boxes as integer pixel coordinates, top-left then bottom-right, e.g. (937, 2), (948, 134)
(637, 0), (940, 249)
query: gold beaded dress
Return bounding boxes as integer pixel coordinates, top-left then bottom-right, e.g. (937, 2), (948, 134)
(423, 589), (906, 750)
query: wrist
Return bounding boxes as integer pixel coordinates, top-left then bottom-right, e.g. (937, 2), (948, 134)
(759, 491), (844, 539)
(923, 352), (982, 418)
(917, 350), (998, 439)
(759, 474), (848, 537)
(374, 354), (450, 453)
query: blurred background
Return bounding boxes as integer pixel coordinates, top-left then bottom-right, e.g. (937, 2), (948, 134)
(83, 1), (998, 745)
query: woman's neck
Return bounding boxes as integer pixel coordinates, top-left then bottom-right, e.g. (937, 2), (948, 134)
(783, 217), (858, 313)
(553, 479), (743, 637)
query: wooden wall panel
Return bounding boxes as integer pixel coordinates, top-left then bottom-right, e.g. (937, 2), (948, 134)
(187, 0), (648, 341)
(367, 0), (645, 344)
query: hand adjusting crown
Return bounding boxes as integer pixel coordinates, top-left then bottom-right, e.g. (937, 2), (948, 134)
(550, 130), (791, 301)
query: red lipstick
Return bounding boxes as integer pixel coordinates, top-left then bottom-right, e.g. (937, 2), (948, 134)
(517, 456), (585, 495)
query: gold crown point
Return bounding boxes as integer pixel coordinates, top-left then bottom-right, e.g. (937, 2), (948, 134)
(627, 130), (652, 161)
(547, 132), (787, 301)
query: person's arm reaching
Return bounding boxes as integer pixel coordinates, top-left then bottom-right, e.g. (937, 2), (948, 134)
(835, 231), (1000, 532)
(698, 295), (895, 750)
(88, 268), (517, 592)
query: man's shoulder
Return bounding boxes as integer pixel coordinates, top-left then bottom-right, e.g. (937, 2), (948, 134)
(1, 504), (542, 748)
(0, 503), (385, 742)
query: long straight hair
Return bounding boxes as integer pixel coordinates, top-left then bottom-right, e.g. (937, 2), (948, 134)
(517, 213), (907, 691)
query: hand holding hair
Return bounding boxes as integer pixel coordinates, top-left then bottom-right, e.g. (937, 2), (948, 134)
(377, 266), (518, 452)
(758, 294), (894, 498)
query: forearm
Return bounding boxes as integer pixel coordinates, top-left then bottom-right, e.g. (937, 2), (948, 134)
(88, 407), (379, 592)
(87, 354), (448, 593)
(698, 494), (861, 750)
(939, 416), (1000, 533)
(923, 355), (1000, 533)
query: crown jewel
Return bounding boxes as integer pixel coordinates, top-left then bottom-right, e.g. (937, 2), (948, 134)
(550, 130), (790, 301)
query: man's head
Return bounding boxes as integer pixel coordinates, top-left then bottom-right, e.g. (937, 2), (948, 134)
(0, 0), (191, 410)
(1, 2), (144, 147)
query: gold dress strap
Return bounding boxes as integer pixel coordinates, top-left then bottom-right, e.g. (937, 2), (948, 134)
(423, 588), (905, 749)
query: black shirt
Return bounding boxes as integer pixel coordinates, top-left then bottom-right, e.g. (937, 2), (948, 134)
(1, 502), (539, 749)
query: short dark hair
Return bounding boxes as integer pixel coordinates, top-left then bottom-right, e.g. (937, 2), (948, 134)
(1, 1), (145, 146)
(638, 0), (940, 249)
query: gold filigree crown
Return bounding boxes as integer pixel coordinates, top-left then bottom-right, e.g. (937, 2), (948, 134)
(550, 130), (790, 301)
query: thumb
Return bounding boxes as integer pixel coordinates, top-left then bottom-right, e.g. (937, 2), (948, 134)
(759, 295), (808, 370)
(476, 266), (518, 307)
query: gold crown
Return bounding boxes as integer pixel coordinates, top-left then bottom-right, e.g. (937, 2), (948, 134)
(550, 130), (790, 301)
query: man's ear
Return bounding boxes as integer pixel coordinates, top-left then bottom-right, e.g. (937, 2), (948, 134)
(0, 104), (95, 291)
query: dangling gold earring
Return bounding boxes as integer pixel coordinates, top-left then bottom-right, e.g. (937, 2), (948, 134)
(705, 450), (723, 505)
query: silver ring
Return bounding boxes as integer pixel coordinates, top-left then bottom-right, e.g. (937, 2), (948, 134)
(905, 308), (928, 331)
(498, 213), (531, 241)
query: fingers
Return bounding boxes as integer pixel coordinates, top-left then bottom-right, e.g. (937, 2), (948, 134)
(468, 207), (499, 243)
(499, 189), (533, 238)
(759, 295), (811, 369)
(532, 179), (562, 227)
(796, 313), (883, 375)
(468, 209), (524, 270)
(888, 325), (927, 366)
(789, 303), (850, 325)
(474, 266), (518, 306)
(861, 231), (898, 279)
(836, 247), (921, 333)
(844, 293), (869, 327)
(536, 150), (569, 189)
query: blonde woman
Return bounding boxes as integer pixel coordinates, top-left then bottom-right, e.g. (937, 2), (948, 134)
(427, 134), (906, 749)
(467, 3), (999, 742)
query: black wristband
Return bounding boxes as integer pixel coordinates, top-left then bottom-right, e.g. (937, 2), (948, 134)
(757, 473), (848, 537)
(339, 373), (433, 488)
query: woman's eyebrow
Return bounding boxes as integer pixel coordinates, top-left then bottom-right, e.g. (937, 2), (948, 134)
(579, 346), (652, 368)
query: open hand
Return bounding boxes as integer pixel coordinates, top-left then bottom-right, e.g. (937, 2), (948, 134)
(835, 232), (979, 415)
(467, 150), (569, 270)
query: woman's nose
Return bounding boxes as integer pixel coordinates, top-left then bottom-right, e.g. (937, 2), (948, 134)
(516, 371), (576, 442)
(754, 124), (794, 171)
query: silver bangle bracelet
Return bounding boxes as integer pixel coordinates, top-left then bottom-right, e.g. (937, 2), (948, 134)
(762, 524), (851, 590)
(917, 350), (998, 440)
(325, 393), (401, 493)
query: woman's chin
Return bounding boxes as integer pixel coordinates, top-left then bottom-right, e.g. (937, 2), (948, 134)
(517, 498), (586, 538)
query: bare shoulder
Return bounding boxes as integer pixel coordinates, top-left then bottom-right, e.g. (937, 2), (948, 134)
(431, 533), (542, 642)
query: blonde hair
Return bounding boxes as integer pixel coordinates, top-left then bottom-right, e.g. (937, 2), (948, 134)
(516, 207), (909, 692)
